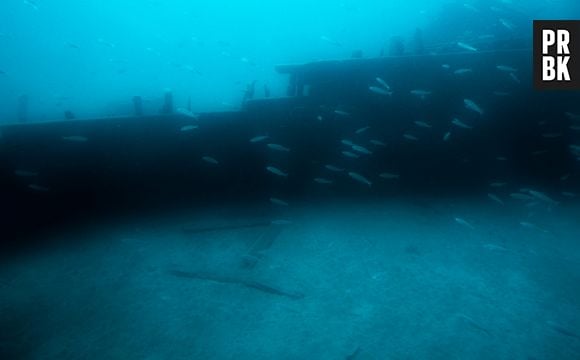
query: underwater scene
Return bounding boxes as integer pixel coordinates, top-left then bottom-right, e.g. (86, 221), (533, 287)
(1, 0), (580, 359)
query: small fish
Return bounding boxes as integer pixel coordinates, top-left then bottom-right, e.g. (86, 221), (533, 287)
(496, 65), (517, 73)
(443, 132), (451, 141)
(442, 64), (451, 70)
(520, 222), (548, 233)
(453, 68), (473, 75)
(457, 42), (478, 52)
(23, 0), (39, 11)
(379, 172), (400, 180)
(403, 134), (419, 141)
(176, 108), (198, 119)
(529, 190), (558, 205)
(317, 115), (323, 121)
(180, 125), (198, 132)
(348, 172), (372, 187)
(483, 243), (508, 252)
(355, 126), (370, 134)
(488, 193), (504, 206)
(564, 112), (580, 121)
(325, 165), (344, 172)
(375, 77), (390, 90)
(266, 166), (288, 177)
(490, 182), (507, 188)
(410, 90), (431, 98)
(62, 136), (88, 142)
(509, 72), (521, 84)
(452, 118), (472, 129)
(334, 110), (351, 117)
(541, 133), (562, 138)
(455, 217), (474, 229)
(28, 184), (49, 192)
(352, 145), (372, 155)
(267, 143), (290, 152)
(561, 173), (570, 181)
(546, 321), (580, 340)
(562, 192), (576, 198)
(370, 140), (386, 146)
(269, 198), (289, 206)
(65, 42), (80, 49)
(14, 170), (38, 177)
(464, 99), (484, 115)
(496, 156), (508, 161)
(414, 121), (432, 128)
(341, 139), (355, 146)
(369, 86), (391, 96)
(320, 36), (342, 47)
(500, 18), (515, 31)
(314, 178), (333, 185)
(342, 151), (360, 159)
(250, 135), (269, 143)
(570, 125), (580, 131)
(271, 219), (292, 225)
(510, 193), (534, 201)
(202, 156), (219, 165)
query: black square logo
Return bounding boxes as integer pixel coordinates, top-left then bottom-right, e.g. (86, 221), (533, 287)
(534, 20), (580, 90)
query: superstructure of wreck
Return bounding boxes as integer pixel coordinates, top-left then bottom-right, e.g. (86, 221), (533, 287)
(0, 38), (578, 247)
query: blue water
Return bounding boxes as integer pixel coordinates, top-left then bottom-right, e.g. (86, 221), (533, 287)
(1, 1), (580, 359)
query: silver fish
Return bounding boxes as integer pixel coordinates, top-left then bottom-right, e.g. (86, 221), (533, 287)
(355, 126), (370, 134)
(271, 219), (293, 225)
(176, 108), (198, 119)
(464, 99), (484, 115)
(379, 172), (400, 180)
(28, 184), (49, 192)
(370, 140), (386, 146)
(457, 42), (478, 52)
(410, 90), (431, 98)
(62, 136), (88, 142)
(334, 110), (350, 117)
(487, 193), (504, 206)
(529, 190), (558, 205)
(352, 145), (372, 155)
(454, 68), (473, 75)
(496, 65), (517, 73)
(314, 178), (333, 185)
(489, 182), (507, 188)
(455, 217), (474, 229)
(342, 151), (360, 159)
(325, 165), (344, 172)
(348, 172), (372, 187)
(341, 139), (355, 146)
(266, 166), (288, 177)
(510, 193), (534, 201)
(375, 77), (391, 90)
(443, 132), (452, 141)
(403, 134), (419, 141)
(250, 135), (269, 143)
(202, 156), (219, 165)
(269, 198), (289, 206)
(369, 86), (391, 96)
(414, 121), (432, 128)
(14, 170), (38, 177)
(452, 118), (472, 129)
(180, 125), (198, 132)
(267, 143), (290, 152)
